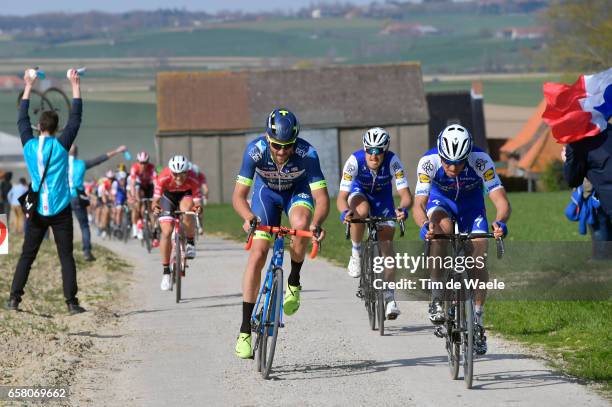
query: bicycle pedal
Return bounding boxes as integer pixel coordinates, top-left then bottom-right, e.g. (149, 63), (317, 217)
(279, 322), (285, 328)
(356, 289), (364, 299)
(433, 326), (446, 338)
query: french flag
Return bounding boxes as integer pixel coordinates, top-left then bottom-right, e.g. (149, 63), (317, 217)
(542, 67), (612, 144)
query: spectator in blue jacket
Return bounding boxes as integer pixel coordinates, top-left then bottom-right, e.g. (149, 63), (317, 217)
(6, 68), (85, 314)
(69, 144), (126, 261)
(563, 127), (612, 259)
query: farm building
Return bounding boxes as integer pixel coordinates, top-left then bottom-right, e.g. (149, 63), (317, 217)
(156, 63), (430, 204)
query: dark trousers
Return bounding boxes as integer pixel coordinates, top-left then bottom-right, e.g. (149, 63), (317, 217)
(71, 198), (91, 254)
(591, 209), (612, 260)
(10, 205), (78, 304)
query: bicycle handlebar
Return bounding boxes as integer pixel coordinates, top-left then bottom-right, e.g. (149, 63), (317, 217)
(424, 232), (505, 259)
(344, 217), (405, 239)
(245, 225), (319, 259)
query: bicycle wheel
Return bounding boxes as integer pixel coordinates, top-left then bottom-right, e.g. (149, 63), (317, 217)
(373, 243), (385, 336)
(261, 267), (282, 379)
(143, 214), (152, 253)
(445, 300), (460, 380)
(360, 242), (376, 330)
(175, 229), (182, 303)
(122, 209), (130, 243)
(254, 307), (264, 372)
(463, 291), (475, 389)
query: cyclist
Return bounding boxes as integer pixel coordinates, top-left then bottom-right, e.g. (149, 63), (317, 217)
(412, 124), (511, 355)
(152, 155), (202, 291)
(232, 108), (330, 359)
(337, 127), (413, 320)
(97, 170), (116, 238)
(129, 151), (157, 239)
(111, 171), (129, 233)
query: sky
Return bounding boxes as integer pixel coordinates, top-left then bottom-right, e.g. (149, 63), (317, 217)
(3, 0), (374, 16)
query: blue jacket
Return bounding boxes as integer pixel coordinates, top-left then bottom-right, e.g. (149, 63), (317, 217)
(565, 185), (600, 235)
(564, 127), (612, 217)
(19, 99), (82, 216)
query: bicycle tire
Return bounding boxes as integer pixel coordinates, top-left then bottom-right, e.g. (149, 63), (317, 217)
(143, 215), (152, 253)
(122, 209), (130, 243)
(254, 308), (264, 372)
(445, 300), (460, 379)
(361, 242), (376, 330)
(261, 267), (282, 379)
(373, 243), (385, 336)
(463, 292), (475, 389)
(175, 229), (182, 303)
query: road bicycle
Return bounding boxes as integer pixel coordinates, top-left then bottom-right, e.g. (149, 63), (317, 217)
(167, 210), (198, 303)
(345, 217), (405, 336)
(425, 224), (504, 389)
(140, 198), (157, 253)
(245, 221), (319, 379)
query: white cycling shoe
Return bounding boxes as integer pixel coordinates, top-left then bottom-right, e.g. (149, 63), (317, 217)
(185, 244), (196, 259)
(160, 274), (172, 291)
(347, 255), (361, 278)
(385, 300), (401, 320)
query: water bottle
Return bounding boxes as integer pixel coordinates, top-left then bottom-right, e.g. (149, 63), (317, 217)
(27, 67), (46, 80)
(66, 67), (86, 78)
(124, 150), (132, 161)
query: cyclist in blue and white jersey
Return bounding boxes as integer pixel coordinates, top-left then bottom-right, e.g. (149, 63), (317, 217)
(337, 127), (413, 320)
(233, 108), (330, 359)
(412, 124), (511, 355)
(111, 171), (128, 230)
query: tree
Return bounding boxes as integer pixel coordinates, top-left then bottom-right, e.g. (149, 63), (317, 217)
(545, 0), (612, 72)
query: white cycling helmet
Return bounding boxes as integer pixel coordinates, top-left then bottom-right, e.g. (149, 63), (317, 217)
(137, 151), (149, 163)
(116, 171), (127, 180)
(105, 170), (115, 178)
(363, 127), (390, 151)
(437, 124), (473, 163)
(168, 155), (189, 173)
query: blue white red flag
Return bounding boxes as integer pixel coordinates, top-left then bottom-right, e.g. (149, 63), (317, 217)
(542, 67), (612, 143)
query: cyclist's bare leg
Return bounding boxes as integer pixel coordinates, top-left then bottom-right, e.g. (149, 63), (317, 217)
(159, 220), (174, 265)
(287, 205), (312, 262)
(179, 198), (196, 239)
(243, 238), (270, 302)
(348, 195), (369, 243)
(428, 210), (452, 301)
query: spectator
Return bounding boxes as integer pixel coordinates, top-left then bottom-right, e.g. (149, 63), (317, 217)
(6, 68), (85, 314)
(0, 171), (12, 223)
(7, 177), (28, 234)
(563, 127), (612, 259)
(69, 144), (126, 261)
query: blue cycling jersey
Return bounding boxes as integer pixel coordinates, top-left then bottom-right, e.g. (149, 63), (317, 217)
(236, 136), (327, 192)
(339, 150), (409, 195)
(415, 146), (503, 201)
(19, 99), (82, 216)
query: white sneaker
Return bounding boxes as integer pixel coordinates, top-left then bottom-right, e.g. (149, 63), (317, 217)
(101, 231), (107, 239)
(137, 228), (144, 240)
(385, 300), (400, 320)
(347, 255), (361, 278)
(132, 226), (138, 238)
(160, 274), (172, 291)
(185, 244), (196, 259)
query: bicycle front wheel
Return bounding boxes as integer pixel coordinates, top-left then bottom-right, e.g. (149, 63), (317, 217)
(463, 292), (475, 388)
(175, 231), (182, 303)
(445, 300), (460, 380)
(261, 267), (282, 379)
(360, 243), (376, 330)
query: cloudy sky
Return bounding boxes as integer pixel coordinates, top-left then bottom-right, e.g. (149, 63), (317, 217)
(3, 1), (374, 15)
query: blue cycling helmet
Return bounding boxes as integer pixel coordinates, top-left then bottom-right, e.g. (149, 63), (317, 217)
(266, 108), (300, 143)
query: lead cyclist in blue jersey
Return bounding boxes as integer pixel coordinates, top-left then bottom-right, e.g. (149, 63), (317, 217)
(337, 127), (413, 320)
(233, 108), (330, 359)
(412, 124), (511, 355)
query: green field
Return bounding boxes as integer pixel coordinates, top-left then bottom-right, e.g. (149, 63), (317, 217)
(202, 191), (609, 389)
(0, 15), (543, 74)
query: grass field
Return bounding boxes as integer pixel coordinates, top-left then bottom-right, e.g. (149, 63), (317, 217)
(0, 15), (543, 75)
(202, 191), (609, 389)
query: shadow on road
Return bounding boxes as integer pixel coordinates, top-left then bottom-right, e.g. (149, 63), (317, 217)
(68, 330), (124, 339)
(472, 369), (581, 390)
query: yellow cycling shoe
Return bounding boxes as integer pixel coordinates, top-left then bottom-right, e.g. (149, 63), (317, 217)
(235, 333), (252, 359)
(283, 284), (301, 316)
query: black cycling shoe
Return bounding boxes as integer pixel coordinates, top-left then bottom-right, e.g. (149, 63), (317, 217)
(475, 324), (487, 355)
(428, 301), (445, 325)
(6, 297), (20, 311)
(67, 302), (87, 315)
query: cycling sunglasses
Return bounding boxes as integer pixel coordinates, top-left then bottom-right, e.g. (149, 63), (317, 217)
(441, 157), (467, 166)
(268, 136), (296, 151)
(365, 147), (384, 155)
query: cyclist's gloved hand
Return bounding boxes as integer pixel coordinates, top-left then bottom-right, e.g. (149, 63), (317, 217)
(340, 209), (353, 223)
(420, 221), (430, 241)
(493, 221), (508, 238)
